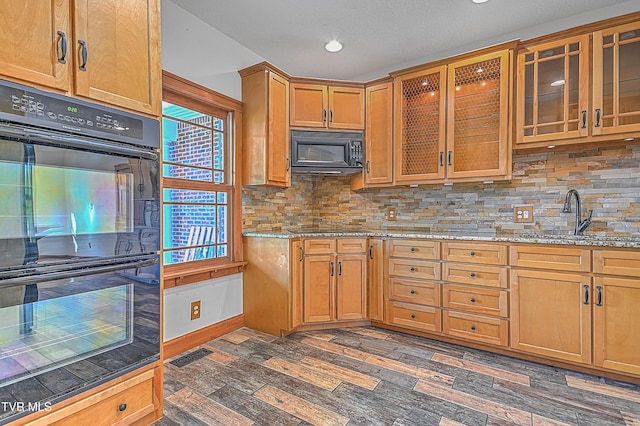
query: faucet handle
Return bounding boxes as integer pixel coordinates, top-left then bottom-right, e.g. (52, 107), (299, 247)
(586, 209), (593, 220)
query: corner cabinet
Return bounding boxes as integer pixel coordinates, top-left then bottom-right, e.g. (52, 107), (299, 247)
(240, 63), (291, 187)
(0, 0), (162, 116)
(516, 19), (640, 149)
(394, 49), (512, 185)
(303, 238), (367, 323)
(290, 82), (365, 130)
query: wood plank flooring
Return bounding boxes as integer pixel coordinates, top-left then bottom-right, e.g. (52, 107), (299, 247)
(154, 327), (640, 425)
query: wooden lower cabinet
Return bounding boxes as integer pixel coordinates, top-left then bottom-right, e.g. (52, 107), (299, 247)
(510, 268), (592, 364)
(443, 311), (508, 346)
(20, 367), (160, 426)
(303, 254), (334, 322)
(367, 238), (385, 322)
(243, 237), (303, 336)
(386, 301), (441, 332)
(593, 276), (640, 375)
(303, 244), (367, 323)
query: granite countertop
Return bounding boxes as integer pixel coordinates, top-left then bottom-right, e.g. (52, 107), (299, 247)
(242, 229), (640, 248)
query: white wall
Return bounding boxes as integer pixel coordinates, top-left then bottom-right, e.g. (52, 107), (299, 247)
(163, 273), (243, 341)
(161, 0), (264, 100)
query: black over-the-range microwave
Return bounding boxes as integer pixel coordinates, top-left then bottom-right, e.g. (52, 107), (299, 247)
(290, 129), (364, 175)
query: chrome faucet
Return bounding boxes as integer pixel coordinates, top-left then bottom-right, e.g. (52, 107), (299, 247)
(562, 189), (593, 235)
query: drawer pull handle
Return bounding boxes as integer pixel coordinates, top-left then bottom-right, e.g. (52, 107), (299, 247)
(470, 272), (476, 278)
(470, 298), (476, 303)
(410, 247), (416, 252)
(583, 284), (589, 305)
(596, 286), (603, 306)
(470, 250), (476, 256)
(410, 266), (416, 272)
(119, 403), (127, 412)
(470, 325), (476, 331)
(410, 314), (416, 319)
(78, 39), (88, 71)
(410, 289), (415, 295)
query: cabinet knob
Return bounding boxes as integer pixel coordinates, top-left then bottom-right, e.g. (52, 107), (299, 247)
(470, 250), (476, 256)
(470, 325), (476, 331)
(119, 403), (127, 412)
(410, 289), (415, 295)
(410, 314), (416, 319)
(470, 298), (476, 303)
(410, 266), (416, 272)
(410, 247), (416, 252)
(470, 272), (476, 278)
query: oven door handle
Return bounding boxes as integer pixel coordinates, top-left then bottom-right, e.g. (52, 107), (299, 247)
(0, 123), (158, 161)
(0, 256), (158, 287)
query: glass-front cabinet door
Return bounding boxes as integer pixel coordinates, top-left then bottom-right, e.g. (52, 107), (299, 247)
(393, 66), (447, 183)
(517, 35), (589, 145)
(593, 22), (640, 136)
(447, 50), (510, 180)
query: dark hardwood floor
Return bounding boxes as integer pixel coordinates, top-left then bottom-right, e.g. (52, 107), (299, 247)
(153, 327), (640, 425)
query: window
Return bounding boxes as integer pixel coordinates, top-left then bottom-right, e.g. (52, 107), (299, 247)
(162, 72), (244, 285)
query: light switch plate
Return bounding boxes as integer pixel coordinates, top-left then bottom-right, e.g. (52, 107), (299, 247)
(514, 206), (534, 223)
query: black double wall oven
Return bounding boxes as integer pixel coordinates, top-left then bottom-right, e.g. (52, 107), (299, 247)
(0, 80), (160, 424)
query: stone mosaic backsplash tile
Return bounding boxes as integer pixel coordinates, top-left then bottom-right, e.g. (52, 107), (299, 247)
(242, 144), (640, 237)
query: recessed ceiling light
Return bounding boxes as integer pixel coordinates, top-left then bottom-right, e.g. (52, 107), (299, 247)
(550, 79), (565, 87)
(472, 0), (489, 3)
(325, 40), (343, 53)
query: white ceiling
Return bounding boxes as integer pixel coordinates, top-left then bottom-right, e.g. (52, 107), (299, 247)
(167, 0), (639, 83)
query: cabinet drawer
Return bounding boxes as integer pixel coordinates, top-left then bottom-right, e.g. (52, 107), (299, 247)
(443, 311), (508, 347)
(41, 370), (155, 426)
(442, 242), (507, 265)
(388, 239), (439, 260)
(510, 244), (590, 272)
(593, 249), (640, 277)
(304, 239), (336, 254)
(337, 238), (367, 254)
(442, 263), (507, 288)
(442, 284), (508, 317)
(386, 301), (441, 333)
(389, 278), (440, 306)
(388, 258), (440, 280)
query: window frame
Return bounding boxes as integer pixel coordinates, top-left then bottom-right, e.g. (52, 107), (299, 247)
(162, 71), (245, 288)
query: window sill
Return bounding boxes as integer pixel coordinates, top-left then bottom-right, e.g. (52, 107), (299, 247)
(163, 261), (247, 288)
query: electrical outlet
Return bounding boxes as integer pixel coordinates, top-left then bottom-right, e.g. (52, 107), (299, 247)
(190, 301), (201, 320)
(387, 207), (397, 221)
(514, 206), (534, 223)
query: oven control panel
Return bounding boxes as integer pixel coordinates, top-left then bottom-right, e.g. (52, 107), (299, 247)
(0, 79), (159, 148)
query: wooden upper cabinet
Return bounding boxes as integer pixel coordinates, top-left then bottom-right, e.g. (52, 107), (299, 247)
(73, 0), (161, 115)
(593, 21), (640, 136)
(515, 18), (640, 149)
(363, 81), (394, 187)
(394, 65), (447, 183)
(0, 0), (70, 91)
(394, 48), (512, 184)
(0, 0), (161, 116)
(516, 35), (590, 145)
(240, 64), (290, 187)
(447, 50), (511, 180)
(290, 82), (364, 129)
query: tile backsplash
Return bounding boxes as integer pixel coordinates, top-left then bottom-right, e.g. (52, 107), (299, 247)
(242, 144), (640, 236)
